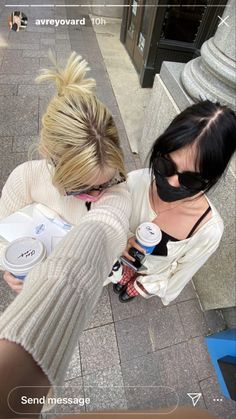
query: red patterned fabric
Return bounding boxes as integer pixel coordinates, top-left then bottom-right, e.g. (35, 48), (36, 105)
(118, 264), (137, 285)
(118, 264), (148, 297)
(126, 277), (139, 296)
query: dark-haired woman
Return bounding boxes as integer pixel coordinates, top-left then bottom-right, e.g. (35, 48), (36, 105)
(111, 100), (236, 303)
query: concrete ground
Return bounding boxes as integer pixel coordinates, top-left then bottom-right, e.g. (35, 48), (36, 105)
(0, 1), (235, 418)
(92, 15), (151, 154)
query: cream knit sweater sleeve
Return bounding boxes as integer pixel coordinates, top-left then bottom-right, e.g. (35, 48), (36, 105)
(0, 173), (131, 388)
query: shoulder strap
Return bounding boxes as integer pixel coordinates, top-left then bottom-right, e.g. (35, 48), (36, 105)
(186, 206), (211, 239)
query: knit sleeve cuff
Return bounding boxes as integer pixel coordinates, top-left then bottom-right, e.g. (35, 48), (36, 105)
(0, 221), (120, 387)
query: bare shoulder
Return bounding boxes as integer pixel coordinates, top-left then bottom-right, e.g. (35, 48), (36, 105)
(193, 194), (224, 234)
(185, 194), (213, 233)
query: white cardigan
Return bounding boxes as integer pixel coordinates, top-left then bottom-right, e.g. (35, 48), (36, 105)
(0, 160), (130, 266)
(113, 169), (224, 305)
(0, 160), (131, 388)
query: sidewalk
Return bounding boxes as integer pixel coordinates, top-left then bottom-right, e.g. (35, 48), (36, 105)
(0, 2), (235, 418)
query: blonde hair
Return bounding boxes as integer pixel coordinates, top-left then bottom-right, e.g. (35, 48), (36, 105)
(35, 51), (126, 193)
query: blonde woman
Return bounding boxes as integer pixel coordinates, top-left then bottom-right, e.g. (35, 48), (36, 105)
(1, 51), (128, 292)
(0, 52), (131, 416)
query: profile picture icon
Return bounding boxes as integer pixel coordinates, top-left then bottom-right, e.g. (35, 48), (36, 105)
(8, 11), (28, 32)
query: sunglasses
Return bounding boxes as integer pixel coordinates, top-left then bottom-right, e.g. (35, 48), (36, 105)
(153, 156), (209, 191)
(65, 174), (126, 196)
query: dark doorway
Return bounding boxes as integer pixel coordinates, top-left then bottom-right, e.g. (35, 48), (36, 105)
(121, 0), (226, 87)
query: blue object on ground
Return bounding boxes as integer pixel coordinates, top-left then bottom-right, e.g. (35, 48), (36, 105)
(217, 355), (236, 400)
(205, 329), (236, 400)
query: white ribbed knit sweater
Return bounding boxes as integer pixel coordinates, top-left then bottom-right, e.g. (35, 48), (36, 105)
(0, 160), (131, 387)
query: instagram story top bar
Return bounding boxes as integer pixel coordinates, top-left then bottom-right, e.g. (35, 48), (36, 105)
(5, 4), (229, 8)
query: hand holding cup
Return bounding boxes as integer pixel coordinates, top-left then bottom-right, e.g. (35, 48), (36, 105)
(122, 235), (146, 262)
(3, 271), (23, 294)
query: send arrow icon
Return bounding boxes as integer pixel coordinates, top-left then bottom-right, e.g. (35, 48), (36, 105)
(187, 393), (202, 406)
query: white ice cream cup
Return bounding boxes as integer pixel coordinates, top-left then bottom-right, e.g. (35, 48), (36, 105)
(2, 237), (47, 280)
(136, 222), (162, 254)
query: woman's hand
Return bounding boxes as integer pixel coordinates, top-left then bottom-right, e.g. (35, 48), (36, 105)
(3, 271), (23, 294)
(122, 236), (146, 262)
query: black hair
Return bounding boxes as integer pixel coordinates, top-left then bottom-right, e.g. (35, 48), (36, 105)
(149, 100), (236, 192)
(11, 23), (18, 31)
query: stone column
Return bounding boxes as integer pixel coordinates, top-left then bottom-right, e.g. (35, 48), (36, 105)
(181, 0), (236, 110)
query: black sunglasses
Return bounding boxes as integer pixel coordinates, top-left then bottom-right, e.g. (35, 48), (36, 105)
(153, 156), (209, 191)
(65, 174), (126, 196)
(50, 158), (126, 196)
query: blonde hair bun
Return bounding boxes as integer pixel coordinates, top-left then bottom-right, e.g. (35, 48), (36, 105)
(36, 50), (96, 97)
(36, 51), (126, 192)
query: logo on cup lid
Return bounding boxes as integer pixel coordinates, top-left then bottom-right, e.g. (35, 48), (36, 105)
(2, 237), (46, 276)
(136, 222), (162, 245)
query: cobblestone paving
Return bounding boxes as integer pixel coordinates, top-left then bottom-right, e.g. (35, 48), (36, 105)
(0, 1), (235, 418)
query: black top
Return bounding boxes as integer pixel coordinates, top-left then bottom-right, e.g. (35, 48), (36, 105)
(85, 202), (92, 211)
(151, 205), (211, 256)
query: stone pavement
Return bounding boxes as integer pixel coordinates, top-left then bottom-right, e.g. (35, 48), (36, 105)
(0, 1), (235, 418)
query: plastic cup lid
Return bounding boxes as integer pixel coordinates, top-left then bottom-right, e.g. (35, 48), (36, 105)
(2, 237), (46, 274)
(136, 222), (162, 246)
